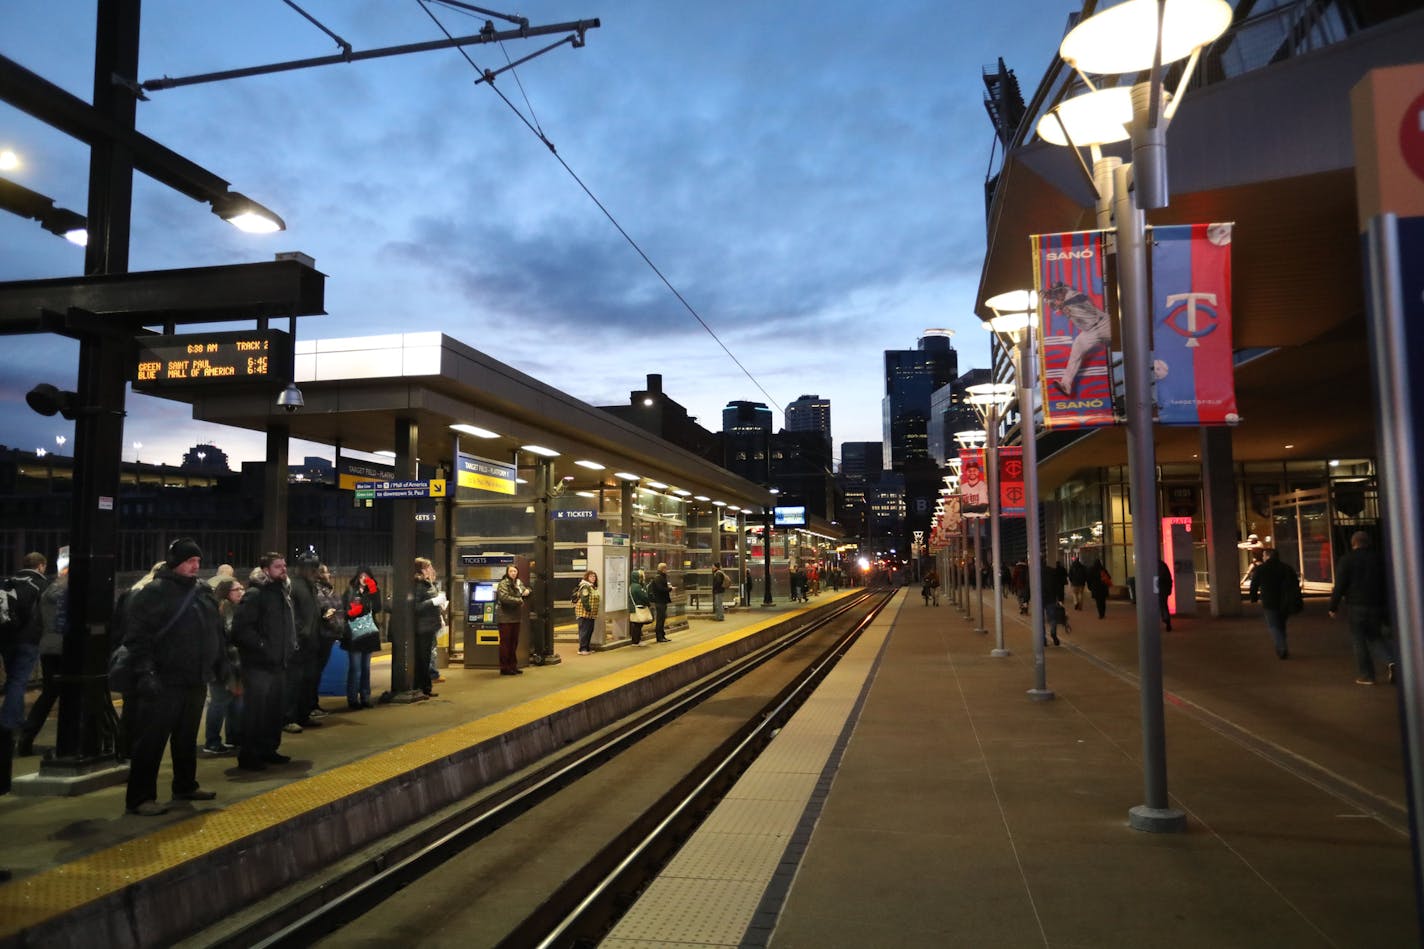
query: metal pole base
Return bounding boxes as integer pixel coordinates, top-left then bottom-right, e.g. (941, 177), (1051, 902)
(973, 626), (988, 635)
(990, 647), (1011, 658)
(1026, 688), (1056, 702)
(1128, 804), (1187, 833)
(13, 761), (128, 797)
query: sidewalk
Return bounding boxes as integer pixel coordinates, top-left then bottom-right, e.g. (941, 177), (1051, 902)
(766, 590), (1416, 947)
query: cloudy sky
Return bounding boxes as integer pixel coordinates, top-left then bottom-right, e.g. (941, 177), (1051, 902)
(1, 0), (1078, 468)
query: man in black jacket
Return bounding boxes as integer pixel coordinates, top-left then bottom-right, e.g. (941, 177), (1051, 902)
(1249, 548), (1298, 660)
(1329, 531), (1395, 685)
(122, 539), (222, 816)
(648, 564), (673, 643)
(231, 552), (296, 771)
(286, 552), (323, 732)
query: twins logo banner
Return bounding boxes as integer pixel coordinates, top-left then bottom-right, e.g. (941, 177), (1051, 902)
(1032, 230), (1117, 429)
(1151, 223), (1238, 426)
(958, 449), (988, 515)
(998, 446), (1025, 518)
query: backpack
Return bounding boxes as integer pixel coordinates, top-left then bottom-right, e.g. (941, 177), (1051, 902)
(0, 574), (40, 644)
(1099, 568), (1113, 588)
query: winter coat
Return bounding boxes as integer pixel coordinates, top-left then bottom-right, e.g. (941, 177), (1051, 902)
(289, 573), (321, 648)
(648, 572), (673, 605)
(413, 577), (446, 636)
(1249, 555), (1297, 611)
(495, 576), (527, 624)
(1087, 560), (1110, 597)
(315, 579), (347, 641)
(574, 580), (600, 620)
(124, 568), (223, 688)
(5, 568), (49, 647)
(711, 568), (727, 595)
(1157, 561), (1174, 599)
(1330, 547), (1388, 612)
(231, 569), (297, 671)
(628, 579), (651, 610)
(1068, 560), (1088, 587)
(343, 573), (383, 654)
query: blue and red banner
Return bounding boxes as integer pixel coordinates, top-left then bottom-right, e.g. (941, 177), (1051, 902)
(1151, 223), (1238, 425)
(1032, 230), (1117, 429)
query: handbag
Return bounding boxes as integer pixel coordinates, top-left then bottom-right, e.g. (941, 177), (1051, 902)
(348, 611), (380, 642)
(630, 604), (653, 624)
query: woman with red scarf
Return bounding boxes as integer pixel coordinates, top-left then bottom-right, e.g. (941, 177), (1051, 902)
(342, 567), (383, 710)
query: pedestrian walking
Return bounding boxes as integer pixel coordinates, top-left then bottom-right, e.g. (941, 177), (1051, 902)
(1, 552), (49, 792)
(1249, 548), (1300, 659)
(1328, 531), (1395, 685)
(711, 564), (728, 620)
(1068, 556), (1088, 611)
(1157, 559), (1174, 632)
(1087, 558), (1111, 619)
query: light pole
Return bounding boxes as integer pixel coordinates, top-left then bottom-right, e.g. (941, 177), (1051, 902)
(1038, 0), (1230, 833)
(954, 430), (988, 635)
(984, 295), (1054, 701)
(967, 384), (1016, 658)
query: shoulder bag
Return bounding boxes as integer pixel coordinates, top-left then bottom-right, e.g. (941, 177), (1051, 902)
(108, 582), (201, 693)
(348, 611), (380, 643)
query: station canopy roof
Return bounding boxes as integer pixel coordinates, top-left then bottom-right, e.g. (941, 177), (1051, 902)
(160, 332), (775, 510)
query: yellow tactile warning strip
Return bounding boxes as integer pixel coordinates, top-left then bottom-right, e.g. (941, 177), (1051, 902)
(602, 590), (901, 948)
(0, 591), (859, 937)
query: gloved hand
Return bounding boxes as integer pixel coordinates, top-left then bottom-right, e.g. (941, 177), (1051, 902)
(363, 576), (378, 594)
(136, 672), (161, 699)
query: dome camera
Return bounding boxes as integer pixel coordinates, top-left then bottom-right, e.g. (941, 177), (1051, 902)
(276, 382), (304, 413)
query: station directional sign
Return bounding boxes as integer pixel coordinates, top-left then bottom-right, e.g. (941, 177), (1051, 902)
(354, 478), (447, 500)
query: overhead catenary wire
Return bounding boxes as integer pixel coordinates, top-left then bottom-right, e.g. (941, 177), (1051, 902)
(417, 0), (788, 424)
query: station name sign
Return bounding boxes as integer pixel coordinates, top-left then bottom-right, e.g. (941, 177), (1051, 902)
(133, 330), (291, 388)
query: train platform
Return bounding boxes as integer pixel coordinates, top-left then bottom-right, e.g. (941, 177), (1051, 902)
(612, 588), (1418, 948)
(0, 593), (855, 947)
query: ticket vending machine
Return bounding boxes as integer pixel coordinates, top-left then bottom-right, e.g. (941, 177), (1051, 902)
(461, 553), (530, 669)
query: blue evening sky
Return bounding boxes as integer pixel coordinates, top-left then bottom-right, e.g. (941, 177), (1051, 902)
(1, 0), (1079, 467)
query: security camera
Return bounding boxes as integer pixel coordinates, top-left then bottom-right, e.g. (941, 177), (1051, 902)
(276, 382), (304, 413)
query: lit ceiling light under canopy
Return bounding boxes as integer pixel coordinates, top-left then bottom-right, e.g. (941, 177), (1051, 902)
(1059, 0), (1233, 75)
(1037, 86), (1132, 147)
(521, 444), (560, 457)
(712, 500), (727, 507)
(671, 488), (691, 497)
(613, 471), (641, 481)
(450, 423), (500, 439)
(645, 479), (669, 490)
(694, 495), (711, 502)
(575, 459), (606, 470)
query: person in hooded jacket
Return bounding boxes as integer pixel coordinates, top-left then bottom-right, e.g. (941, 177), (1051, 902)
(285, 552), (323, 733)
(310, 563), (345, 713)
(122, 538), (224, 815)
(343, 567), (383, 709)
(230, 552), (297, 771)
(412, 558), (445, 695)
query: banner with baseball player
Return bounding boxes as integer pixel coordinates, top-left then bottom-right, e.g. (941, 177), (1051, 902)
(958, 449), (989, 515)
(998, 446), (1025, 517)
(1150, 223), (1238, 425)
(1032, 229), (1118, 429)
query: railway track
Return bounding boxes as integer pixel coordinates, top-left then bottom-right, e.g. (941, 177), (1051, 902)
(190, 590), (893, 948)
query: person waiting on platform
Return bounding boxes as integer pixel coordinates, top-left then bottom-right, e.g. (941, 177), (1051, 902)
(649, 564), (673, 643)
(122, 538), (223, 815)
(573, 570), (600, 655)
(493, 564), (529, 673)
(308, 563), (344, 719)
(628, 570), (652, 646)
(412, 558), (445, 694)
(232, 553), (298, 771)
(285, 552), (323, 734)
(201, 578), (244, 756)
(711, 564), (728, 621)
(17, 563), (66, 758)
(342, 567), (383, 710)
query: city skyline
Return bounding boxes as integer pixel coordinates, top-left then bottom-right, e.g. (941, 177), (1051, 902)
(0, 1), (1078, 467)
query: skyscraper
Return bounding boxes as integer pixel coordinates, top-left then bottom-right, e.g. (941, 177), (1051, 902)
(722, 400), (773, 483)
(785, 394), (831, 447)
(882, 330), (959, 471)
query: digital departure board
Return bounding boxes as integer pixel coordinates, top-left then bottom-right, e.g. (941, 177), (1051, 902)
(133, 330), (291, 388)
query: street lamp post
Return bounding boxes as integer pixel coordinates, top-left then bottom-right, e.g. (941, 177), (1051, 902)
(966, 382), (1016, 659)
(985, 297), (1055, 701)
(1037, 0), (1231, 832)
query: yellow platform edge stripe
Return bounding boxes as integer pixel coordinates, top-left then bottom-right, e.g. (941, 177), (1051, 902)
(0, 591), (859, 933)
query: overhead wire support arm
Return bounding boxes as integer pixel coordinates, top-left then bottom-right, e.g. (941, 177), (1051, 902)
(473, 35), (580, 87)
(139, 18), (600, 92)
(282, 0), (353, 60)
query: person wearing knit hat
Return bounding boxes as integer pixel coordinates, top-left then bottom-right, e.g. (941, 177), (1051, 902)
(166, 538), (203, 570)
